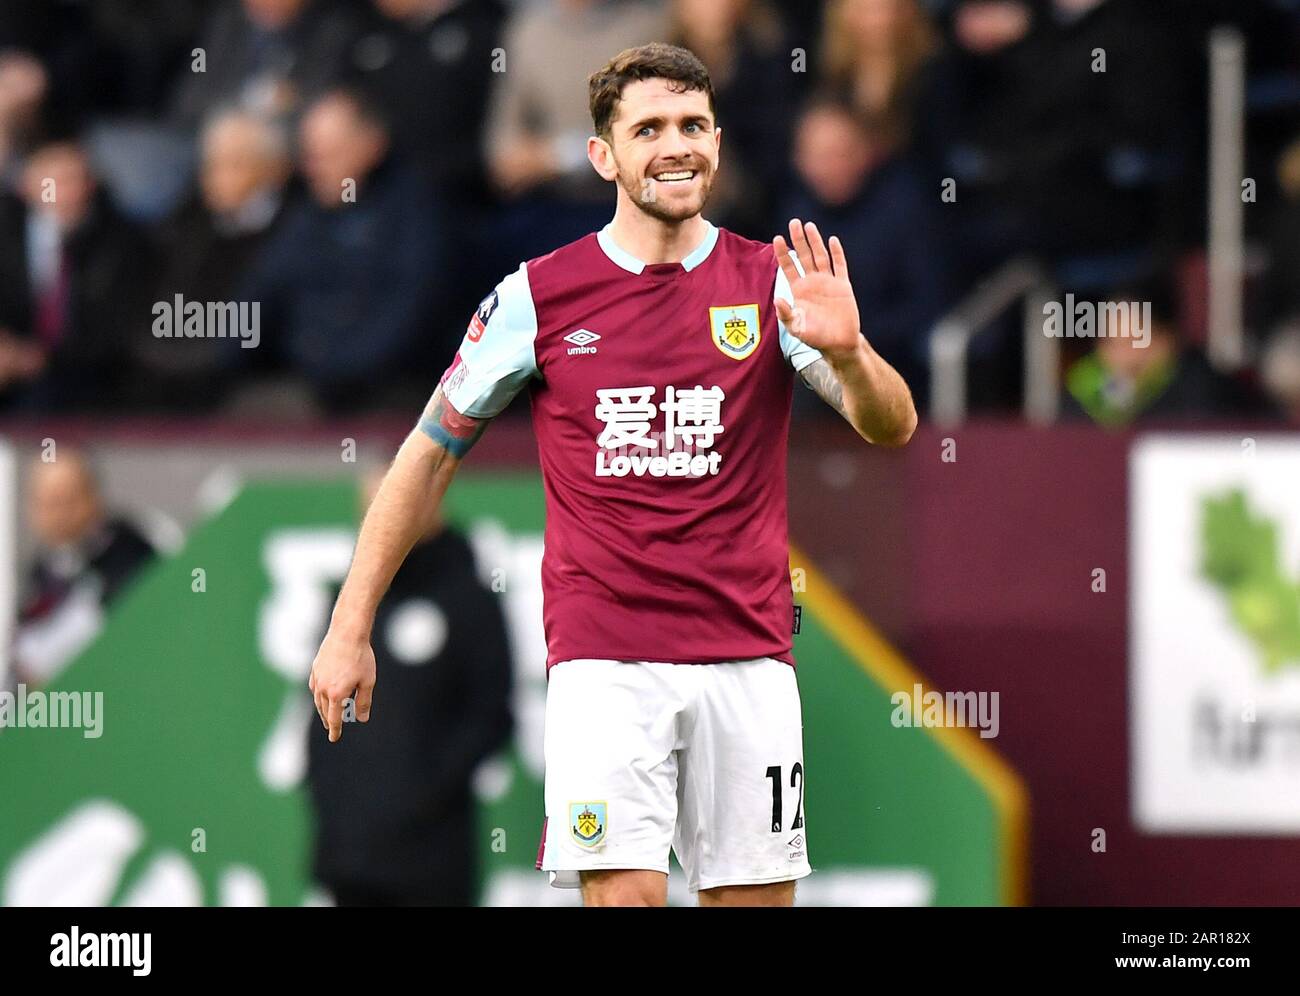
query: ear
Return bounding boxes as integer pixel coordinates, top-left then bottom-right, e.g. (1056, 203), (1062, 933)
(587, 135), (617, 181)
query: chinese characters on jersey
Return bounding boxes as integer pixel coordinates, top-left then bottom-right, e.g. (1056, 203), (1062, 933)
(594, 385), (726, 477)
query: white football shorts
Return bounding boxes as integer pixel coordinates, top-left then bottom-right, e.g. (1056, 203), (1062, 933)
(536, 656), (812, 893)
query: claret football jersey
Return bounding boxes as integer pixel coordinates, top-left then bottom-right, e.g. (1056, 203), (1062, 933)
(437, 219), (821, 670)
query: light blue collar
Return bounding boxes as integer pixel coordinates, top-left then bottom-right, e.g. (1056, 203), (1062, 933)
(597, 220), (718, 274)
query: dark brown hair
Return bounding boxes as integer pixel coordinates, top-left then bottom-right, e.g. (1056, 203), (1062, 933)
(588, 43), (716, 141)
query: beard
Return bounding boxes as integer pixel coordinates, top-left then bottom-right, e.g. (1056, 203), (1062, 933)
(615, 154), (715, 222)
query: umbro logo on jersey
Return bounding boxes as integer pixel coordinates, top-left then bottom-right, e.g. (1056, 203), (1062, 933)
(564, 329), (601, 355)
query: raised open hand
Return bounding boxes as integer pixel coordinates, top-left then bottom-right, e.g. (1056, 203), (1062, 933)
(773, 219), (862, 360)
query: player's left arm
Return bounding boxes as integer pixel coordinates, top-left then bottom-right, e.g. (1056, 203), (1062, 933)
(775, 219), (917, 447)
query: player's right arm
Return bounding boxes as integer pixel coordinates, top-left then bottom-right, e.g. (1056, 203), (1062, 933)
(309, 263), (539, 744)
(308, 392), (474, 743)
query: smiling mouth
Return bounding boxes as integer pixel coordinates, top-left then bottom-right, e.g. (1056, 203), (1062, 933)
(651, 169), (698, 184)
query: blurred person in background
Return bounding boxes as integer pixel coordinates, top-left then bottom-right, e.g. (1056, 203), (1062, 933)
(818, 0), (938, 144)
(57, 1), (218, 227)
(346, 0), (507, 345)
(0, 0), (208, 129)
(79, 1), (216, 118)
(1061, 276), (1249, 427)
(480, 0), (666, 268)
(667, 0), (793, 236)
(306, 467), (513, 907)
(780, 93), (950, 406)
(0, 139), (148, 412)
(15, 450), (156, 688)
(347, 0), (505, 209)
(0, 2), (102, 140)
(0, 50), (49, 181)
(916, 0), (1191, 285)
(173, 0), (364, 129)
(236, 87), (442, 415)
(910, 0), (1034, 288)
(127, 109), (293, 412)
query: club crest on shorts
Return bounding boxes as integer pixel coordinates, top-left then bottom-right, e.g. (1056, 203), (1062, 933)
(709, 304), (760, 360)
(569, 801), (607, 848)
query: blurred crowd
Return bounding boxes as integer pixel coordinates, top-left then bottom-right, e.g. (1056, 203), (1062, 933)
(0, 0), (1298, 425)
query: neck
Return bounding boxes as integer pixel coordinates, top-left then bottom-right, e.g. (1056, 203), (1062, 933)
(607, 202), (708, 265)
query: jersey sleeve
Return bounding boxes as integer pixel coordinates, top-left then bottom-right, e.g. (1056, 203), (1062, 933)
(774, 252), (822, 373)
(438, 261), (540, 418)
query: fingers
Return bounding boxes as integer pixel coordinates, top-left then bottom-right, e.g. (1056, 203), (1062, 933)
(775, 297), (808, 339)
(782, 219), (846, 279)
(327, 695), (345, 743)
(313, 685), (361, 740)
(310, 668), (349, 739)
(772, 234), (801, 288)
(314, 688), (329, 733)
(308, 668), (326, 731)
(354, 678), (374, 723)
(803, 221), (832, 274)
(774, 295), (795, 327)
(309, 642), (377, 741)
(788, 218), (814, 273)
(828, 234), (849, 280)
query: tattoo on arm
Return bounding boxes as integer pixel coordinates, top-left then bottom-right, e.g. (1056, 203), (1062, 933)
(417, 385), (489, 460)
(799, 357), (847, 419)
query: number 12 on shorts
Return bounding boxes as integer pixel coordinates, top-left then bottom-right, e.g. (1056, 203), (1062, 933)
(765, 762), (804, 833)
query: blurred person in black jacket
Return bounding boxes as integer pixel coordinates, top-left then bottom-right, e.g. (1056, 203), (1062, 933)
(15, 450), (156, 687)
(128, 109), (292, 412)
(347, 0), (505, 211)
(237, 87), (444, 414)
(307, 469), (514, 907)
(345, 0), (506, 351)
(915, 0), (1192, 280)
(0, 140), (149, 412)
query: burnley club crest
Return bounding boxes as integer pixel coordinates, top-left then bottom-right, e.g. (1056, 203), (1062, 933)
(569, 801), (607, 848)
(709, 303), (761, 360)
